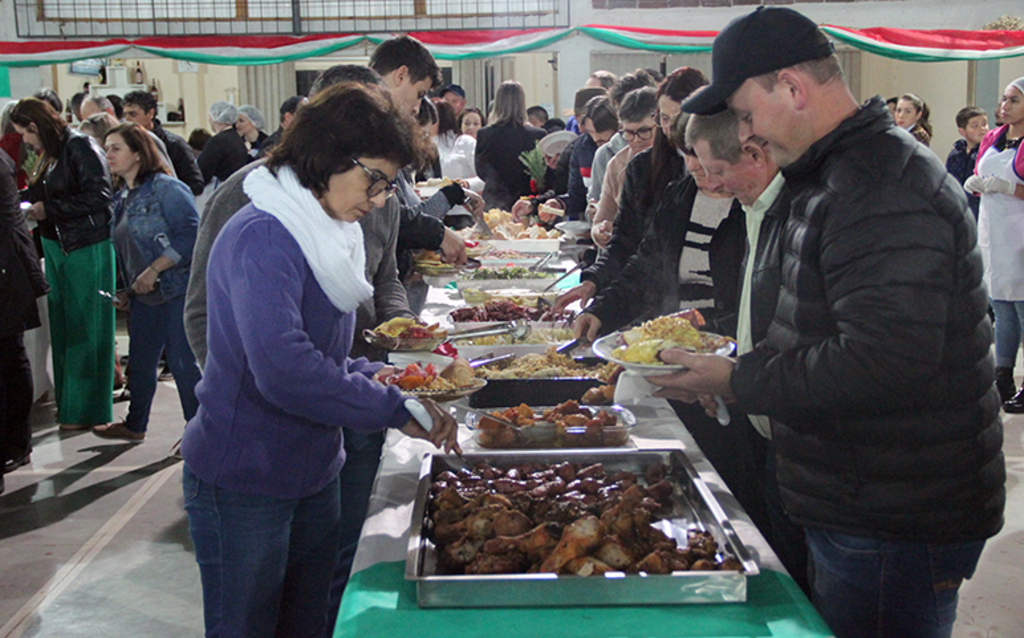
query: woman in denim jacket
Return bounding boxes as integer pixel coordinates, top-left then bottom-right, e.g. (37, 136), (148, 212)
(94, 122), (201, 442)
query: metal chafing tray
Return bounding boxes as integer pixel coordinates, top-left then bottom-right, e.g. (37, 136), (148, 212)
(405, 449), (759, 607)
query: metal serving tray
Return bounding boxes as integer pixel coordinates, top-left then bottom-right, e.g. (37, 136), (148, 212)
(405, 449), (759, 608)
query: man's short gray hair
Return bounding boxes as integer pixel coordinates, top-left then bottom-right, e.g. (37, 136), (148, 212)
(84, 94), (113, 113)
(685, 109), (742, 164)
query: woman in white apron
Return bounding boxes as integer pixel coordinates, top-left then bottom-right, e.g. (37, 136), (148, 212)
(967, 76), (1024, 410)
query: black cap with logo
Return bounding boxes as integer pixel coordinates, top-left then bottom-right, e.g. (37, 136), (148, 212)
(681, 7), (834, 115)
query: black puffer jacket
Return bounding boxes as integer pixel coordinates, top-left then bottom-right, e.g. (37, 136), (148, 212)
(731, 97), (1005, 543)
(580, 148), (685, 292)
(29, 129), (113, 254)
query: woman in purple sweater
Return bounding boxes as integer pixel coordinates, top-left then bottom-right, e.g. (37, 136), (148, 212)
(180, 83), (459, 638)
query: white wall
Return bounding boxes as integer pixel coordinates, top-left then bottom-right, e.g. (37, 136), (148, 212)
(51, 58), (240, 136)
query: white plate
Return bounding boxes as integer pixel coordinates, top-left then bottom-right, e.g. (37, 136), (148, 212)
(555, 220), (592, 239)
(400, 378), (488, 403)
(591, 331), (736, 376)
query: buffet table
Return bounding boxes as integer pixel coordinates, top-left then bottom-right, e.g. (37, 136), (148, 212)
(333, 262), (833, 638)
(334, 398), (832, 638)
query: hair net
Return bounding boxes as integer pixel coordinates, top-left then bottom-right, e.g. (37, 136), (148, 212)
(237, 104), (267, 131)
(208, 101), (238, 125)
(1009, 77), (1024, 99)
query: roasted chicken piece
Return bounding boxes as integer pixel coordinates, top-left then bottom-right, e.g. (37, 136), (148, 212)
(466, 550), (531, 575)
(593, 534), (637, 570)
(433, 504), (505, 543)
(483, 522), (562, 560)
(491, 508), (533, 537)
(439, 536), (485, 572)
(539, 515), (606, 573)
(563, 555), (614, 576)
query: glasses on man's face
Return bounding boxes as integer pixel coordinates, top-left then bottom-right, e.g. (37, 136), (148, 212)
(352, 158), (398, 201)
(621, 125), (656, 142)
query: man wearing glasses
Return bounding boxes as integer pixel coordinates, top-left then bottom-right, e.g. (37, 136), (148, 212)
(591, 87), (660, 245)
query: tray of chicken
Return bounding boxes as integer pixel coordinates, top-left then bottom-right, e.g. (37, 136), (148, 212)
(405, 449), (759, 607)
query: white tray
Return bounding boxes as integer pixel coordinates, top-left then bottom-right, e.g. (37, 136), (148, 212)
(482, 239), (562, 254)
(456, 279), (556, 292)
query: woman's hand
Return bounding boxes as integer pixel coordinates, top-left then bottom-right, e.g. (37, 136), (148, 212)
(440, 229), (468, 265)
(133, 266), (160, 295)
(538, 199), (564, 224)
(112, 291), (130, 312)
(372, 366), (398, 383)
(591, 220), (613, 248)
(464, 191), (486, 219)
(400, 398), (462, 455)
(573, 313), (602, 343)
(553, 280), (597, 313)
(26, 202), (46, 221)
(510, 199), (533, 223)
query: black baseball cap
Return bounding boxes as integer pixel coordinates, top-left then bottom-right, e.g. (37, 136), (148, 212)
(440, 84), (466, 99)
(681, 7), (834, 115)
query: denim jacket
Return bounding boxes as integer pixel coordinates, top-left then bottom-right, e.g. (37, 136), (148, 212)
(112, 172), (199, 300)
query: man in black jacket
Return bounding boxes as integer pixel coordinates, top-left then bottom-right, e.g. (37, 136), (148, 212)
(122, 90), (205, 196)
(654, 7), (1005, 638)
(0, 151), (49, 493)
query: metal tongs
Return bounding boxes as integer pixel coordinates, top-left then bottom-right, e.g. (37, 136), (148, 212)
(452, 402), (524, 431)
(447, 320), (532, 344)
(542, 260), (586, 292)
(527, 251), (557, 272)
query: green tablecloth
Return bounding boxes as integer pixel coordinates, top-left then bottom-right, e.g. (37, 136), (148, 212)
(334, 561), (833, 638)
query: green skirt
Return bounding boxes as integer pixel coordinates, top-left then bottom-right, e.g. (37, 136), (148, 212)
(42, 237), (115, 426)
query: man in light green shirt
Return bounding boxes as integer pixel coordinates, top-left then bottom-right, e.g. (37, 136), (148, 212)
(684, 108), (809, 594)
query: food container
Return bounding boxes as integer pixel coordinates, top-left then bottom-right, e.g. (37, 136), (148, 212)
(482, 238), (562, 254)
(469, 356), (611, 407)
(406, 449), (759, 607)
(464, 404), (635, 449)
(460, 289), (558, 306)
(456, 278), (557, 293)
(467, 377), (604, 408)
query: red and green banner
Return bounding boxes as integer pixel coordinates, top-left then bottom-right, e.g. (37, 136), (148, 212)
(821, 25), (1024, 62)
(1, 24), (1023, 67)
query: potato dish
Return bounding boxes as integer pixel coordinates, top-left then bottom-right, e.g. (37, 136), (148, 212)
(613, 310), (731, 365)
(477, 348), (617, 381)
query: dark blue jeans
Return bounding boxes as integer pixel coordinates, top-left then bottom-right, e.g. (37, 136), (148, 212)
(325, 428), (386, 638)
(805, 527), (986, 638)
(126, 295), (201, 433)
(183, 465), (341, 638)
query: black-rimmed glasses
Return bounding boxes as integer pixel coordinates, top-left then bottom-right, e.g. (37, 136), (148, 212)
(621, 125), (657, 142)
(352, 158), (399, 200)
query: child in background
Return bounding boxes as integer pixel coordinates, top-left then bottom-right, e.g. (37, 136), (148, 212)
(946, 106), (989, 219)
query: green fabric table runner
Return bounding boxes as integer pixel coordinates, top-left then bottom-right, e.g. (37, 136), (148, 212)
(334, 561), (833, 638)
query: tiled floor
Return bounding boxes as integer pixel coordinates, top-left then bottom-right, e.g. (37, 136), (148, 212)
(1, 376), (1022, 637)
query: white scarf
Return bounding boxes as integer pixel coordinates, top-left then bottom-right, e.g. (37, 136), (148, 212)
(243, 165), (373, 314)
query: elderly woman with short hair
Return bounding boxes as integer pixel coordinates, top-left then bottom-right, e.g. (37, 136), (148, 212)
(180, 82), (459, 638)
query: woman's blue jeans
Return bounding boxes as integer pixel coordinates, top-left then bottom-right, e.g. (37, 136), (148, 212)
(183, 465), (341, 638)
(125, 295), (201, 433)
(990, 299), (1024, 368)
(805, 527), (985, 638)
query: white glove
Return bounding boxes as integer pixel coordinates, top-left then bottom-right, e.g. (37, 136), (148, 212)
(983, 176), (1018, 196)
(963, 174), (986, 195)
